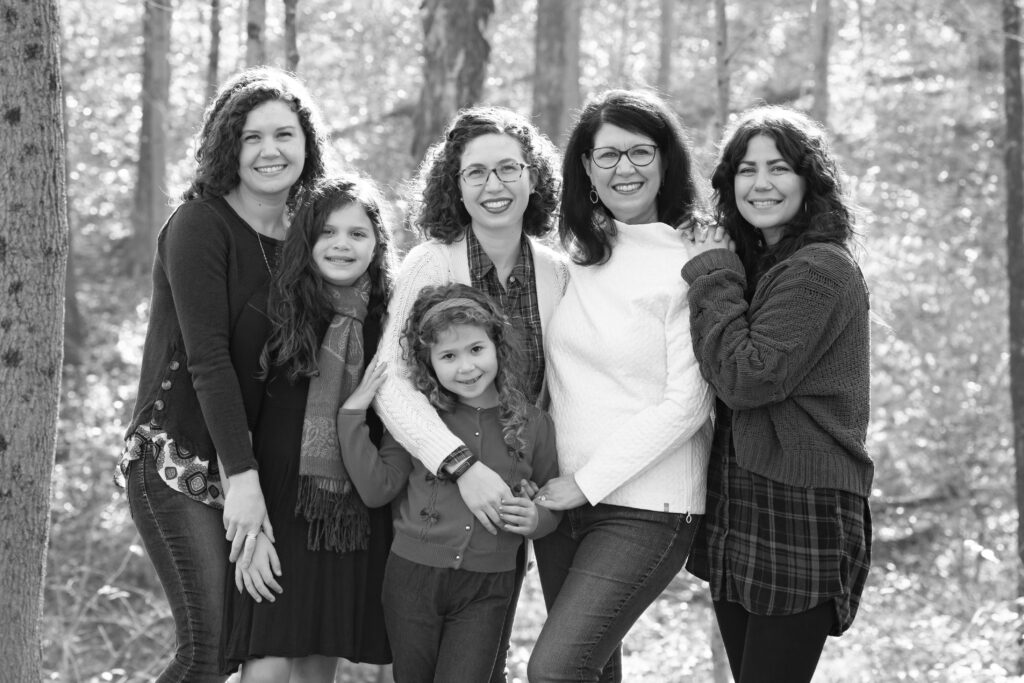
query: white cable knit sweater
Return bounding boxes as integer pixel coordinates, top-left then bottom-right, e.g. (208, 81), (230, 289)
(374, 235), (570, 473)
(545, 220), (714, 513)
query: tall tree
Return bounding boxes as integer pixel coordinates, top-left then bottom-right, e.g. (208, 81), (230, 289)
(130, 0), (172, 276)
(247, 0), (267, 66)
(1003, 0), (1024, 670)
(657, 0), (675, 93)
(206, 0), (222, 102)
(714, 0), (730, 129)
(284, 0), (300, 72)
(810, 0), (832, 126)
(532, 0), (580, 146)
(0, 0), (68, 677)
(411, 0), (494, 160)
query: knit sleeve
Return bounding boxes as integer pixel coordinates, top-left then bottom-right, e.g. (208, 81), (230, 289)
(681, 244), (863, 410)
(373, 243), (467, 474)
(338, 410), (413, 508)
(162, 203), (257, 476)
(572, 286), (714, 505)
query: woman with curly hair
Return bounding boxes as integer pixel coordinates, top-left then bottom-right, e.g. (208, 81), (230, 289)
(681, 106), (872, 682)
(117, 66), (327, 681)
(374, 106), (568, 680)
(530, 89), (715, 682)
(338, 283), (559, 682)
(219, 174), (396, 681)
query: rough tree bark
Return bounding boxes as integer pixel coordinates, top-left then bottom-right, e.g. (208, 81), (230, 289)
(657, 0), (675, 94)
(0, 0), (68, 678)
(206, 0), (222, 102)
(411, 0), (494, 161)
(810, 0), (832, 127)
(131, 0), (172, 276)
(247, 0), (267, 66)
(714, 0), (730, 129)
(1002, 0), (1024, 673)
(284, 0), (300, 72)
(532, 0), (580, 147)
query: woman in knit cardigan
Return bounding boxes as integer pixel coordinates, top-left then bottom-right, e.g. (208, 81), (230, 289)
(373, 106), (567, 682)
(529, 89), (715, 683)
(681, 106), (873, 683)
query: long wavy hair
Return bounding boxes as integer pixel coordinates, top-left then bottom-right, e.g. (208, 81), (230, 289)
(261, 175), (396, 380)
(712, 106), (854, 295)
(402, 283), (531, 455)
(561, 89), (703, 266)
(411, 107), (561, 243)
(182, 66), (328, 204)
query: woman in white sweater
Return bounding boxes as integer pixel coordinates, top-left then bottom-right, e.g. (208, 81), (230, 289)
(373, 107), (568, 682)
(530, 90), (715, 683)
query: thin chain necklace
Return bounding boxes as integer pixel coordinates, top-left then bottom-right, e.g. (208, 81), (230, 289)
(256, 234), (273, 275)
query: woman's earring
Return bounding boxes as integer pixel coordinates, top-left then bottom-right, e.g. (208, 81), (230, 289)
(589, 185), (600, 204)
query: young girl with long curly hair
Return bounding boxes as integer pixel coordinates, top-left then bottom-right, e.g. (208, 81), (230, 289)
(220, 174), (396, 682)
(337, 283), (560, 683)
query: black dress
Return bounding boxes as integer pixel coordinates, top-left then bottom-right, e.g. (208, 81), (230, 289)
(221, 319), (392, 671)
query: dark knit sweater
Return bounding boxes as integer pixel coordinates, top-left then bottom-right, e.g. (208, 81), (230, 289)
(681, 242), (873, 496)
(339, 403), (560, 573)
(124, 197), (277, 477)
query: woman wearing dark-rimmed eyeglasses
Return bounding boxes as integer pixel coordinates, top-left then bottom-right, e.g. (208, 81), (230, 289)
(530, 89), (717, 682)
(374, 106), (567, 681)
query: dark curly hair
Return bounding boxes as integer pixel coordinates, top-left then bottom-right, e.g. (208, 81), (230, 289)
(411, 107), (560, 243)
(261, 175), (396, 381)
(712, 106), (854, 294)
(182, 66), (328, 203)
(561, 89), (704, 266)
(401, 283), (531, 455)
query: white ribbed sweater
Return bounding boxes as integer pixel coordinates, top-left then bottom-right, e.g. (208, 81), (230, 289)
(545, 220), (714, 513)
(374, 236), (570, 473)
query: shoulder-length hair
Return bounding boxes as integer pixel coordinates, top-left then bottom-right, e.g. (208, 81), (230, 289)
(411, 106), (560, 244)
(261, 174), (396, 380)
(561, 89), (703, 266)
(401, 283), (531, 454)
(712, 105), (854, 290)
(183, 66), (328, 204)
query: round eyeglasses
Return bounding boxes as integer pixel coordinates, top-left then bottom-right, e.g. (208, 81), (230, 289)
(588, 144), (658, 169)
(457, 161), (531, 187)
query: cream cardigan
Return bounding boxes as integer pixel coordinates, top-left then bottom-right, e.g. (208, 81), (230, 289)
(374, 235), (569, 473)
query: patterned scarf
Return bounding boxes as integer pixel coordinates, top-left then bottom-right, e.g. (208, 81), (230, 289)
(295, 274), (371, 553)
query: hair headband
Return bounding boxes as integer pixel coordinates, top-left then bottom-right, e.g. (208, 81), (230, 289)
(418, 297), (491, 332)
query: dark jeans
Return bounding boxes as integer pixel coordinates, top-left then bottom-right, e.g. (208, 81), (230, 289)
(713, 599), (833, 683)
(489, 542), (526, 683)
(381, 553), (515, 683)
(530, 504), (700, 683)
(127, 455), (229, 683)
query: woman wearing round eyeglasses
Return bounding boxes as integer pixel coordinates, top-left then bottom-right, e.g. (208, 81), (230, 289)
(374, 106), (567, 681)
(530, 89), (716, 682)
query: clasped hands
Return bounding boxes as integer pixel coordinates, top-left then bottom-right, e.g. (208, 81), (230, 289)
(677, 217), (735, 256)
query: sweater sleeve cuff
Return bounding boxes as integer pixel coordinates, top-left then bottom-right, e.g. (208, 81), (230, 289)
(572, 467), (610, 506)
(681, 249), (743, 284)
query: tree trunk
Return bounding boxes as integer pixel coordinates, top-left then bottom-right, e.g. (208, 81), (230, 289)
(810, 0), (832, 127)
(131, 0), (172, 277)
(1003, 0), (1024, 674)
(411, 0), (495, 161)
(0, 0), (68, 678)
(657, 0), (675, 94)
(714, 0), (730, 130)
(206, 0), (222, 102)
(532, 0), (580, 147)
(247, 0), (267, 67)
(284, 0), (300, 72)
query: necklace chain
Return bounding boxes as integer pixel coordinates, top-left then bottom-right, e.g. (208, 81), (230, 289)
(256, 234), (273, 275)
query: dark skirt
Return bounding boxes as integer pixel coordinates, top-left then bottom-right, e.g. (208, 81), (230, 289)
(221, 374), (392, 671)
(687, 405), (871, 636)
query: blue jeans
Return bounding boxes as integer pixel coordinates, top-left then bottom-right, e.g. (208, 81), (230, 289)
(381, 553), (515, 683)
(127, 454), (229, 682)
(530, 504), (700, 683)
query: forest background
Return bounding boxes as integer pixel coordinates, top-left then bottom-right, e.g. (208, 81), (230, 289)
(39, 0), (1021, 681)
